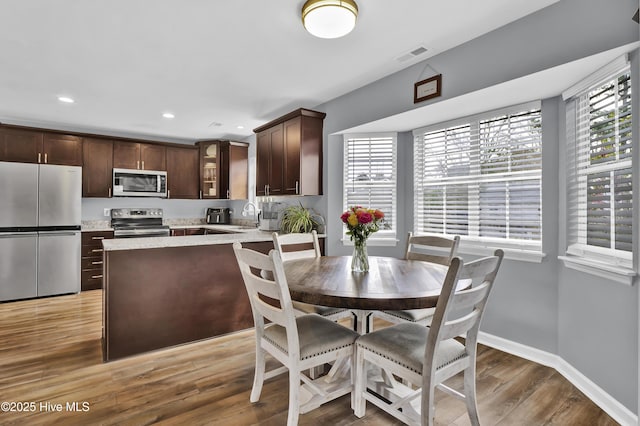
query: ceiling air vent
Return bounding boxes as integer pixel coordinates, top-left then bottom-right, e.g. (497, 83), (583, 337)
(396, 46), (429, 63)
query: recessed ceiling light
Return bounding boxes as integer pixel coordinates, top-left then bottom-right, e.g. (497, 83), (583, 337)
(58, 96), (74, 103)
(237, 125), (245, 130)
(162, 113), (175, 119)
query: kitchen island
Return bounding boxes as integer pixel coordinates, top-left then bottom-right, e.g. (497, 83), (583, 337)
(101, 228), (278, 361)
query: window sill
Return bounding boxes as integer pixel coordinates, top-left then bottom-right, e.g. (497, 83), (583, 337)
(558, 255), (636, 286)
(457, 244), (545, 263)
(341, 238), (399, 247)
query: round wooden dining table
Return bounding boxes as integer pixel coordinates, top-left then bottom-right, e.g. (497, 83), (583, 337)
(282, 256), (464, 333)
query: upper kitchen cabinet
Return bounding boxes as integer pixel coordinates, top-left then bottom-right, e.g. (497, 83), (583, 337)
(0, 127), (43, 163)
(43, 133), (83, 166)
(0, 126), (82, 166)
(222, 142), (249, 200)
(113, 141), (166, 171)
(82, 137), (113, 198)
(254, 108), (325, 196)
(255, 124), (284, 197)
(166, 145), (199, 199)
(196, 140), (248, 200)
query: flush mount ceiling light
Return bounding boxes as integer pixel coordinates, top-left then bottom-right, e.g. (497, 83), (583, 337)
(302, 0), (358, 39)
(57, 96), (74, 103)
(162, 112), (175, 119)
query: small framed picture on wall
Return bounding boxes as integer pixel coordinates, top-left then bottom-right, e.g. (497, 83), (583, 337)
(414, 74), (442, 103)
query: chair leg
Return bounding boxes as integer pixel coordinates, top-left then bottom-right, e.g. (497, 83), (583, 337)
(309, 365), (324, 379)
(421, 380), (436, 426)
(250, 346), (266, 402)
(464, 364), (480, 426)
(287, 369), (301, 426)
(353, 346), (366, 417)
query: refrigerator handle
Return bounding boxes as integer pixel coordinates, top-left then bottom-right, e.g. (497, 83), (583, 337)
(0, 232), (38, 237)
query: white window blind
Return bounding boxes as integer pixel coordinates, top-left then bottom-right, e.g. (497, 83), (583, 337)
(414, 103), (542, 250)
(565, 66), (632, 266)
(343, 134), (397, 238)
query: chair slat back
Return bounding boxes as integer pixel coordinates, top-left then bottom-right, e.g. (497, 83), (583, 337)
(272, 231), (321, 262)
(425, 249), (504, 366)
(405, 232), (460, 266)
(233, 242), (296, 328)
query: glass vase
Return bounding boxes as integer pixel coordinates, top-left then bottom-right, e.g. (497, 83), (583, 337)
(351, 239), (369, 272)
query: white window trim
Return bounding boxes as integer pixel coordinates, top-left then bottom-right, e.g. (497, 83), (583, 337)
(342, 132), (398, 247)
(412, 101), (543, 255)
(558, 255), (636, 286)
(562, 62), (634, 284)
(414, 232), (545, 263)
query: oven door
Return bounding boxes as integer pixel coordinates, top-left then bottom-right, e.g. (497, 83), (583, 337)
(113, 168), (167, 198)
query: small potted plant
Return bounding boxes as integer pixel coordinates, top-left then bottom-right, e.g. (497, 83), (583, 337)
(280, 203), (320, 233)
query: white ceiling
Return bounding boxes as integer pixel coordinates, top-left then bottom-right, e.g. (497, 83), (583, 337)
(0, 0), (558, 142)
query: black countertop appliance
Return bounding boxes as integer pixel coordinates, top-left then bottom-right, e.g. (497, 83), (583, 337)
(206, 208), (231, 224)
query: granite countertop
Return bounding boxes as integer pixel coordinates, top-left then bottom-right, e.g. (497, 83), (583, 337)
(102, 227), (274, 251)
(81, 218), (258, 232)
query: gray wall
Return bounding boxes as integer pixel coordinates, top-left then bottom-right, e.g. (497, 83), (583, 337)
(312, 0), (639, 413)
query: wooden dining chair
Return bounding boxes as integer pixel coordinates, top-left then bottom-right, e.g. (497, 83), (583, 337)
(233, 242), (359, 426)
(354, 249), (504, 425)
(272, 231), (354, 327)
(373, 232), (461, 328)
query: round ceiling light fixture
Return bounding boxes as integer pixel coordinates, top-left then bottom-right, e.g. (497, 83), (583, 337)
(302, 0), (358, 39)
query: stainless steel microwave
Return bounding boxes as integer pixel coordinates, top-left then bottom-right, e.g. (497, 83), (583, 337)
(112, 168), (167, 198)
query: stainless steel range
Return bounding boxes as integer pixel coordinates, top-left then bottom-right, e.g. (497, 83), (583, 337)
(111, 208), (170, 238)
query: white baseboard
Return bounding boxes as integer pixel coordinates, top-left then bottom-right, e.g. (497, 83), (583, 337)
(478, 332), (638, 426)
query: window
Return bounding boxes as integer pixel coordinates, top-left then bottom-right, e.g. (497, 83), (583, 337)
(343, 133), (397, 242)
(413, 102), (542, 257)
(564, 64), (633, 275)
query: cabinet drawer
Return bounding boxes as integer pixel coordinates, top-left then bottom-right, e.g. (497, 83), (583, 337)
(81, 257), (104, 270)
(82, 231), (113, 246)
(81, 245), (105, 257)
(82, 269), (104, 282)
(81, 271), (103, 291)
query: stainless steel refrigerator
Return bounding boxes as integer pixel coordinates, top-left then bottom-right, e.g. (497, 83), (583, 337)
(0, 161), (81, 301)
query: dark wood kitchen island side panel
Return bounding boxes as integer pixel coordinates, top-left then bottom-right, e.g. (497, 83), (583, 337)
(102, 241), (273, 361)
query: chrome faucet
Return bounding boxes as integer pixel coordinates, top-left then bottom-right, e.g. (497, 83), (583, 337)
(241, 202), (261, 227)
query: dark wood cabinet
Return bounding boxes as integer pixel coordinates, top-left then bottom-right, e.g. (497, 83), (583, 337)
(221, 142), (249, 200)
(82, 138), (113, 197)
(43, 133), (83, 166)
(254, 108), (324, 196)
(81, 230), (113, 291)
(197, 140), (248, 199)
(166, 146), (199, 199)
(255, 124), (284, 196)
(0, 126), (82, 166)
(0, 127), (43, 163)
(113, 141), (166, 171)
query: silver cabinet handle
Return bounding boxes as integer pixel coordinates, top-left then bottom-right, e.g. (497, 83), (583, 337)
(142, 160), (145, 169)
(199, 190), (202, 199)
(226, 189), (230, 199)
(168, 189), (170, 199)
(137, 160), (140, 169)
(91, 248), (103, 253)
(295, 180), (299, 195)
(38, 153), (41, 163)
(44, 153), (48, 163)
(91, 261), (103, 265)
(91, 236), (105, 240)
(108, 187), (112, 197)
(91, 274), (103, 279)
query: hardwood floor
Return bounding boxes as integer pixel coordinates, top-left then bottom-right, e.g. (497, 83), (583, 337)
(0, 290), (617, 425)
